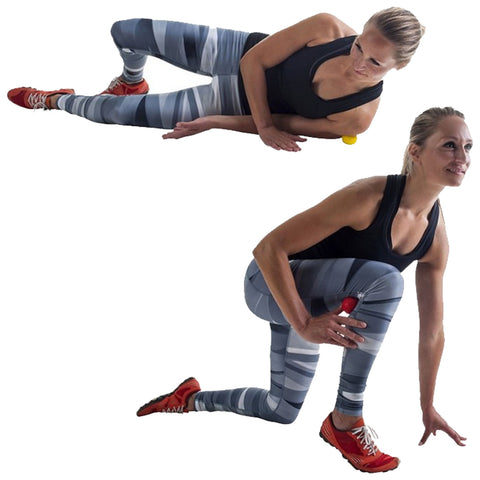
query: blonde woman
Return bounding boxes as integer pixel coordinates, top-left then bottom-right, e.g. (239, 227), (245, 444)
(137, 107), (470, 472)
(8, 8), (423, 151)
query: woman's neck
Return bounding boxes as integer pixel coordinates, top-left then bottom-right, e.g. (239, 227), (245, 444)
(400, 174), (443, 216)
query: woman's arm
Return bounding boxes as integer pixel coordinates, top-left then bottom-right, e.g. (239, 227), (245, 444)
(252, 177), (383, 344)
(162, 104), (377, 149)
(162, 115), (306, 150)
(239, 13), (354, 150)
(415, 220), (466, 446)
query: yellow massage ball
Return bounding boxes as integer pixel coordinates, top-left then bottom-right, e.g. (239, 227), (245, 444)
(342, 135), (357, 145)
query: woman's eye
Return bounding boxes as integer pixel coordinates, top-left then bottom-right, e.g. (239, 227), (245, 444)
(444, 141), (455, 148)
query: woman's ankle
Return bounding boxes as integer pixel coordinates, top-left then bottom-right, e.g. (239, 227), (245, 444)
(331, 409), (362, 431)
(47, 94), (63, 110)
(187, 393), (197, 412)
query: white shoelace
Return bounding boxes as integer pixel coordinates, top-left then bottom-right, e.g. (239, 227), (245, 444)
(352, 425), (379, 456)
(27, 92), (49, 109)
(107, 77), (122, 91)
(162, 406), (184, 413)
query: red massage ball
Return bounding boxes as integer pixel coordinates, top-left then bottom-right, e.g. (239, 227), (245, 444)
(341, 297), (358, 314)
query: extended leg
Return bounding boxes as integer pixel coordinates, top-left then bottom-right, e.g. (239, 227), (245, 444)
(195, 322), (320, 424)
(56, 80), (241, 129)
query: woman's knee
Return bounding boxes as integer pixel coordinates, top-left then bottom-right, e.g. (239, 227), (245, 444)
(354, 261), (404, 300)
(265, 409), (299, 425)
(110, 20), (125, 46)
(349, 261), (404, 322)
(110, 19), (141, 48)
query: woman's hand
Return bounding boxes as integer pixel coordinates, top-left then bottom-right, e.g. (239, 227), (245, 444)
(419, 406), (466, 446)
(162, 116), (307, 151)
(258, 125), (307, 152)
(162, 117), (212, 140)
(298, 305), (366, 347)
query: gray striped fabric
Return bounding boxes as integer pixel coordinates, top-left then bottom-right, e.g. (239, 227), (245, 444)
(194, 258), (403, 422)
(57, 19), (249, 128)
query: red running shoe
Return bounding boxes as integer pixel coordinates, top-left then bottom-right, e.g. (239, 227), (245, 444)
(101, 76), (149, 95)
(7, 87), (75, 110)
(320, 413), (400, 473)
(136, 377), (201, 416)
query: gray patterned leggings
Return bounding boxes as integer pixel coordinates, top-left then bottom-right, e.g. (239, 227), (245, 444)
(57, 19), (249, 128)
(194, 258), (404, 423)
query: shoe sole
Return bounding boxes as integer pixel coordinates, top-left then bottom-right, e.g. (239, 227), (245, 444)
(319, 431), (400, 474)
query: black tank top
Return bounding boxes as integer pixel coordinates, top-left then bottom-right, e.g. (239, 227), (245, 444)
(238, 33), (383, 118)
(289, 175), (440, 272)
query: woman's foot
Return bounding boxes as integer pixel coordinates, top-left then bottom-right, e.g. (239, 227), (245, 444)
(320, 413), (400, 473)
(100, 76), (149, 96)
(7, 87), (75, 110)
(136, 377), (200, 416)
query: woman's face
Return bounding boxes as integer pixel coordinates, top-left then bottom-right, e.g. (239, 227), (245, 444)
(411, 116), (473, 187)
(350, 25), (399, 82)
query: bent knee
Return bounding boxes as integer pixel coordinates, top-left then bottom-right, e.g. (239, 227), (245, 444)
(264, 403), (302, 425)
(110, 19), (139, 47)
(110, 20), (125, 45)
(359, 261), (404, 297)
(379, 265), (404, 298)
(268, 413), (298, 425)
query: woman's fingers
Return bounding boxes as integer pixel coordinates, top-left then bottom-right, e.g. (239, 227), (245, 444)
(273, 134), (307, 152)
(163, 120), (209, 140)
(442, 425), (467, 446)
(325, 315), (366, 348)
(334, 324), (365, 346)
(260, 126), (306, 152)
(418, 429), (431, 446)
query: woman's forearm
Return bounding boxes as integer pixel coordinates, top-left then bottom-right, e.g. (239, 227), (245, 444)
(415, 261), (447, 412)
(209, 115), (258, 134)
(253, 240), (311, 334)
(418, 329), (445, 410)
(208, 114), (340, 139)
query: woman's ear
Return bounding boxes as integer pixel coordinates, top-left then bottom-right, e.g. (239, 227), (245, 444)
(408, 143), (421, 162)
(395, 60), (409, 70)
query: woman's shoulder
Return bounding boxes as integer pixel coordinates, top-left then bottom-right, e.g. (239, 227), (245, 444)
(333, 176), (387, 214)
(343, 175), (388, 199)
(306, 13), (357, 42)
(324, 176), (387, 231)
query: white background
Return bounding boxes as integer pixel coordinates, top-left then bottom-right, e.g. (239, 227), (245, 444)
(0, 0), (478, 478)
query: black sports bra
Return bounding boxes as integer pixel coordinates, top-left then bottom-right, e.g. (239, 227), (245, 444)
(289, 175), (440, 272)
(238, 33), (383, 118)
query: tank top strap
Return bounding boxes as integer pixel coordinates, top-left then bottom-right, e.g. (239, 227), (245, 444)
(368, 175), (405, 235)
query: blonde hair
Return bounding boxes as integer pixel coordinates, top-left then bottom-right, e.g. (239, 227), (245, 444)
(366, 7), (425, 65)
(402, 107), (465, 175)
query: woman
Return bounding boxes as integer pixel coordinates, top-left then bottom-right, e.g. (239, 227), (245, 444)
(135, 107), (470, 473)
(7, 7), (423, 151)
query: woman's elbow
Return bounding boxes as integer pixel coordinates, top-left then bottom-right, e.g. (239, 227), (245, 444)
(332, 111), (374, 137)
(343, 116), (373, 136)
(252, 238), (268, 263)
(419, 326), (445, 350)
(240, 52), (256, 75)
(253, 235), (282, 265)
